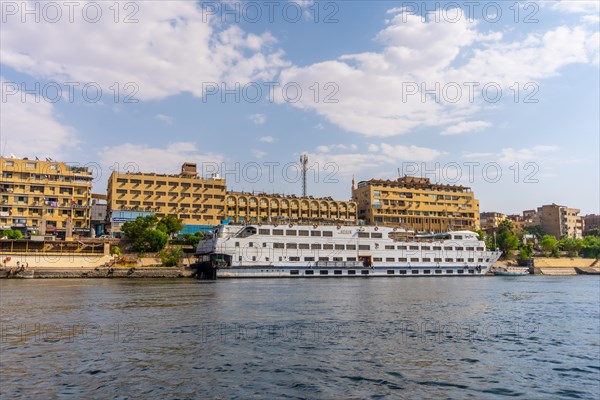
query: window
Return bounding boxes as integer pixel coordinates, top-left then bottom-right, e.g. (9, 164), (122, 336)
(373, 257), (382, 262)
(358, 245), (370, 250)
(259, 229), (270, 235)
(290, 270), (299, 275)
(311, 244), (321, 249)
(323, 244), (334, 250)
(335, 244), (344, 250)
(273, 243), (284, 249)
(286, 230), (296, 236)
(348, 270), (356, 275)
(400, 270), (407, 275)
(311, 231), (321, 236)
(358, 232), (369, 238)
(447, 270), (453, 274)
(273, 229), (284, 235)
(299, 244), (309, 249)
(410, 258), (419, 262)
(304, 257), (315, 261)
(371, 232), (382, 239)
(445, 258), (453, 262)
(290, 257), (300, 261)
(334, 270), (342, 275)
(361, 270), (369, 275)
(387, 270), (395, 275)
(322, 231), (333, 237)
(305, 270), (314, 275)
(298, 230), (309, 236)
(386, 257), (395, 262)
(411, 270), (419, 274)
(422, 258), (431, 262)
(286, 243), (297, 249)
(385, 245), (394, 250)
(346, 244), (356, 250)
(319, 257), (329, 261)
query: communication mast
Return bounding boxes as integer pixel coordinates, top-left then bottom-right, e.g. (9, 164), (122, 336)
(300, 154), (308, 197)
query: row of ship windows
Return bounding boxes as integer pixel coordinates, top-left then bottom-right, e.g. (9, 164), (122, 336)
(236, 242), (483, 251)
(240, 256), (486, 262)
(291, 270), (476, 275)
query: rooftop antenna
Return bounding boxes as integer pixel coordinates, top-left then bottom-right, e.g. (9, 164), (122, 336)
(300, 154), (308, 197)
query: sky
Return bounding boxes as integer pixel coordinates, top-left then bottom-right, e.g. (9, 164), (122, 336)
(1, 0), (599, 215)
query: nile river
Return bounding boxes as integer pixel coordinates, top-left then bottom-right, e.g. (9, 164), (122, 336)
(1, 277), (599, 399)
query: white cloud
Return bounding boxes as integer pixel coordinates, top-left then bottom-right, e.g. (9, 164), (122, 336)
(97, 142), (224, 174)
(498, 145), (559, 164)
(259, 136), (276, 143)
(276, 8), (598, 137)
(315, 144), (358, 153)
(249, 113), (266, 125)
(252, 150), (267, 159)
(463, 152), (495, 159)
(0, 78), (79, 158)
(1, 2), (289, 101)
(547, 0), (600, 14)
(155, 114), (174, 124)
(441, 121), (491, 136)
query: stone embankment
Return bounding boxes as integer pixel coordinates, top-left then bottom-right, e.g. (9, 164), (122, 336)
(0, 266), (195, 279)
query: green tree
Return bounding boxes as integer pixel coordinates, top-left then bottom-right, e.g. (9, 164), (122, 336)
(497, 230), (519, 259)
(560, 237), (583, 257)
(157, 215), (184, 238)
(540, 235), (559, 257)
(110, 246), (122, 257)
(518, 242), (534, 261)
(475, 229), (485, 241)
(582, 235), (600, 259)
(160, 247), (183, 267)
(1, 229), (23, 239)
(584, 228), (600, 237)
(523, 225), (544, 239)
(121, 215), (168, 253)
(497, 220), (515, 234)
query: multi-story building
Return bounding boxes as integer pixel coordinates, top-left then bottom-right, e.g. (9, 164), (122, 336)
(583, 214), (599, 235)
(506, 214), (527, 232)
(480, 212), (506, 232)
(90, 194), (108, 236)
(352, 176), (480, 232)
(106, 162), (226, 235)
(0, 156), (93, 237)
(535, 204), (584, 238)
(225, 192), (357, 224)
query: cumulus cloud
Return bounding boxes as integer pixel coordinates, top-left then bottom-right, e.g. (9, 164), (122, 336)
(155, 114), (174, 124)
(0, 78), (79, 158)
(441, 121), (491, 136)
(1, 1), (289, 101)
(276, 7), (598, 137)
(259, 136), (276, 143)
(498, 145), (559, 164)
(249, 113), (266, 124)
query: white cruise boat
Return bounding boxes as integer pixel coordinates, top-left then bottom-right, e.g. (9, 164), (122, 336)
(194, 223), (501, 278)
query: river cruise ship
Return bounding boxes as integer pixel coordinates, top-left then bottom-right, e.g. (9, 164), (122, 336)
(195, 223), (501, 278)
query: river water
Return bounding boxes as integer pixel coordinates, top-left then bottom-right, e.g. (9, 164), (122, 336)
(1, 277), (599, 399)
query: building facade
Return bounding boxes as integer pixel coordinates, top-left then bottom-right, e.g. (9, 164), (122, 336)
(480, 212), (507, 232)
(535, 204), (584, 239)
(225, 192), (357, 224)
(583, 214), (599, 235)
(107, 163), (226, 235)
(0, 157), (92, 237)
(90, 194), (108, 236)
(352, 176), (480, 232)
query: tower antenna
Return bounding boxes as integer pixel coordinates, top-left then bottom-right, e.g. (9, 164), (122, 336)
(300, 154), (308, 197)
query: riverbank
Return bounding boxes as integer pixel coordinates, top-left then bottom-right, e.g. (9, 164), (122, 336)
(0, 266), (195, 279)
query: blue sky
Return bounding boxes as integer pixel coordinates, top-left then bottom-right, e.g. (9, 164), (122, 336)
(1, 0), (598, 215)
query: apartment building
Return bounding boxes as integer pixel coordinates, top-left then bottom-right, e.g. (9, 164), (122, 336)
(225, 192), (357, 224)
(106, 163), (226, 235)
(534, 204), (584, 238)
(583, 214), (599, 235)
(0, 157), (93, 237)
(352, 176), (480, 232)
(480, 212), (507, 232)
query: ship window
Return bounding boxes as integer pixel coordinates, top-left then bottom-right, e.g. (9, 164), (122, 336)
(238, 256), (242, 261)
(423, 270), (431, 274)
(312, 244), (321, 249)
(399, 257), (407, 262)
(290, 270), (299, 275)
(371, 232), (382, 239)
(422, 258), (431, 262)
(421, 246), (430, 250)
(286, 230), (296, 236)
(400, 270), (407, 275)
(385, 245), (394, 250)
(273, 229), (283, 235)
(265, 257), (269, 261)
(347, 257), (356, 261)
(409, 246), (419, 250)
(477, 247), (484, 251)
(447, 270), (453, 274)
(468, 269), (475, 274)
(358, 245), (370, 250)
(334, 270), (342, 275)
(263, 243), (267, 248)
(299, 244), (309, 249)
(387, 270), (395, 275)
(410, 258), (419, 262)
(457, 269), (464, 274)
(348, 270), (356, 275)
(319, 257), (329, 261)
(358, 232), (369, 238)
(411, 270), (419, 274)
(333, 257), (343, 261)
(235, 242), (239, 247)
(466, 247), (475, 251)
(445, 258), (453, 262)
(252, 256), (256, 261)
(279, 257), (283, 261)
(259, 229), (270, 235)
(304, 257), (315, 261)
(454, 235), (463, 239)
(290, 257), (300, 261)
(286, 243), (297, 249)
(373, 257), (382, 262)
(455, 247), (464, 251)
(335, 244), (344, 250)
(298, 230), (309, 236)
(386, 257), (395, 262)
(445, 247), (453, 251)
(478, 258), (484, 262)
(323, 244), (333, 250)
(305, 270), (314, 275)
(435, 270), (442, 274)
(398, 246), (407, 250)
(433, 246), (442, 250)
(322, 231), (333, 237)
(273, 243), (284, 249)
(361, 270), (369, 275)
(346, 244), (356, 250)
(311, 231), (321, 236)
(468, 258), (474, 262)
(456, 258), (464, 262)
(249, 242), (253, 247)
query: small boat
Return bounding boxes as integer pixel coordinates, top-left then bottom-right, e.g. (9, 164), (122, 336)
(492, 266), (529, 276)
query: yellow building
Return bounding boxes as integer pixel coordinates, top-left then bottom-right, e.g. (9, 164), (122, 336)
(0, 157), (93, 236)
(352, 176), (480, 232)
(225, 192), (357, 224)
(480, 212), (507, 232)
(106, 163), (226, 235)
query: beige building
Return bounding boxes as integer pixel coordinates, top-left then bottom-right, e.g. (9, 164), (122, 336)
(534, 204), (584, 239)
(225, 192), (357, 224)
(0, 157), (93, 236)
(107, 163), (226, 235)
(480, 212), (507, 232)
(583, 214), (599, 235)
(352, 176), (480, 232)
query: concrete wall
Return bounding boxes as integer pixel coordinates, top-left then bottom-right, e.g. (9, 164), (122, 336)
(1, 252), (113, 269)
